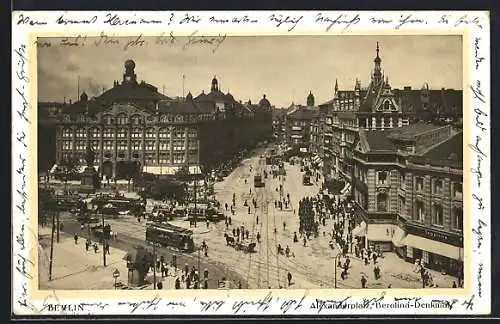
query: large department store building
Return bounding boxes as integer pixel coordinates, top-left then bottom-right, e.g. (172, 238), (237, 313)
(48, 60), (272, 179)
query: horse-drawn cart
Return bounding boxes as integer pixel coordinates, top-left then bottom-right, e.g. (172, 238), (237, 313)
(224, 234), (256, 253)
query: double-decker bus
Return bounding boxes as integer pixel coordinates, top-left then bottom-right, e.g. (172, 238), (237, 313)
(145, 222), (195, 252)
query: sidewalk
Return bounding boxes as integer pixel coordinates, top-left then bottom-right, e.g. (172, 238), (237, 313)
(313, 218), (458, 288)
(38, 226), (176, 290)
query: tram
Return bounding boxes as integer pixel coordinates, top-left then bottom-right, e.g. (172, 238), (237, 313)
(145, 222), (195, 252)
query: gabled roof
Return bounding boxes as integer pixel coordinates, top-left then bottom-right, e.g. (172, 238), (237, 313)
(359, 82), (379, 113)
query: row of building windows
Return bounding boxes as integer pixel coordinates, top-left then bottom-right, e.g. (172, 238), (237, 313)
(374, 192), (463, 230)
(62, 128), (197, 138)
(62, 139), (198, 151)
(374, 171), (462, 199)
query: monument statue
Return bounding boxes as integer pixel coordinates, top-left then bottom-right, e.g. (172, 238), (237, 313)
(81, 144), (99, 190)
(85, 145), (96, 167)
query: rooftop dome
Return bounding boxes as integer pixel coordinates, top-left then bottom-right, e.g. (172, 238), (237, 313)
(259, 94), (271, 107)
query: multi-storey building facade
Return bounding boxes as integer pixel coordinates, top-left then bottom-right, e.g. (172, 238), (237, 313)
(50, 60), (272, 179)
(351, 123), (463, 277)
(272, 108), (287, 141)
(319, 43), (463, 182)
(283, 92), (320, 154)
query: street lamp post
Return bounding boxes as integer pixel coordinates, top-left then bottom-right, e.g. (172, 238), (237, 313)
(49, 211), (56, 281)
(56, 202), (60, 243)
(334, 250), (342, 289)
(152, 243), (157, 290)
(101, 212), (107, 267)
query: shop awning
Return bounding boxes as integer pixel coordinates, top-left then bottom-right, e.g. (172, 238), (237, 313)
(367, 224), (394, 242)
(189, 165), (202, 175)
(143, 166), (177, 175)
(403, 234), (461, 260)
(366, 224), (406, 246)
(312, 156), (321, 164)
(352, 221), (367, 237)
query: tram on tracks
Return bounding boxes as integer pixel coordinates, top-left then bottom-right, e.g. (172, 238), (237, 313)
(145, 222), (195, 252)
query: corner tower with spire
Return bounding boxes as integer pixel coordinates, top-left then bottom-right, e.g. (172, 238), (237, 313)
(373, 42), (382, 85)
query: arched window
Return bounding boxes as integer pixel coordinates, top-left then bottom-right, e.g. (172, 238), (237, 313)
(432, 204), (443, 226)
(159, 114), (168, 123)
(130, 114), (142, 125)
(116, 113), (128, 125)
(384, 100), (391, 110)
(376, 193), (388, 212)
(103, 114), (113, 125)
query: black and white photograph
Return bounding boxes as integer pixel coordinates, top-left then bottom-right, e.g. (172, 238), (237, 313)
(36, 34), (465, 291)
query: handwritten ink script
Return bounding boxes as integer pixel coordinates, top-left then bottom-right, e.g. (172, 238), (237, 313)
(13, 40), (34, 314)
(16, 11), (486, 33)
(35, 31), (228, 53)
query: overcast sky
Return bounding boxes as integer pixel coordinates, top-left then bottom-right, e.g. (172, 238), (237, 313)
(37, 35), (462, 107)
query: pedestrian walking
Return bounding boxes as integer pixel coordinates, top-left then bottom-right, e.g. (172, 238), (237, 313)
(287, 272), (292, 286)
(256, 216), (259, 224)
(283, 221), (286, 231)
(175, 278), (181, 289)
(206, 220), (210, 228)
(93, 243), (99, 253)
(303, 237), (307, 247)
(105, 242), (110, 255)
(256, 232), (261, 243)
(74, 233), (79, 244)
(248, 206), (251, 214)
(204, 246), (208, 257)
(225, 203), (228, 211)
(85, 239), (90, 251)
(452, 281), (457, 288)
(361, 275), (367, 288)
(157, 281), (163, 290)
(373, 265), (380, 280)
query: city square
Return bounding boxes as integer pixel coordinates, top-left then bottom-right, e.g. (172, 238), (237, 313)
(36, 35), (464, 291)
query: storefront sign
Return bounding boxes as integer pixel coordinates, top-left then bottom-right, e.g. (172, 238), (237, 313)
(406, 222), (463, 247)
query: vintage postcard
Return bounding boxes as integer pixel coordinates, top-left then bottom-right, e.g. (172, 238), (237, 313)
(12, 10), (490, 316)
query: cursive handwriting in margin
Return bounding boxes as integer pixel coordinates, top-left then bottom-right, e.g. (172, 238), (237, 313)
(13, 41), (35, 314)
